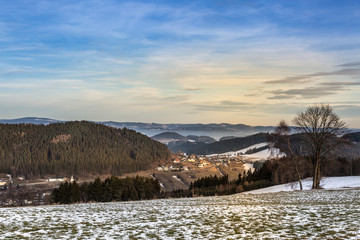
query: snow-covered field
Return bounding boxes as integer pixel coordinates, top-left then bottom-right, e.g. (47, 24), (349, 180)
(245, 176), (360, 194)
(207, 142), (285, 162)
(1, 188), (359, 239)
(207, 143), (269, 157)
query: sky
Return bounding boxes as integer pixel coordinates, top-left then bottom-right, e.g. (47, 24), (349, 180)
(1, 0), (360, 127)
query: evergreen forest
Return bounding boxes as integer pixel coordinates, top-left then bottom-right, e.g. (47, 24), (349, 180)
(52, 176), (161, 204)
(0, 121), (171, 178)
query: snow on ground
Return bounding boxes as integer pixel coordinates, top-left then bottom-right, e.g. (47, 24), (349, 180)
(207, 142), (285, 163)
(244, 176), (360, 194)
(242, 163), (254, 171)
(242, 148), (285, 162)
(207, 142), (269, 157)
(172, 175), (186, 185)
(1, 189), (359, 239)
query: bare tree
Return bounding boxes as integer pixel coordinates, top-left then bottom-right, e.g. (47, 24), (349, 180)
(292, 104), (347, 189)
(272, 120), (303, 190)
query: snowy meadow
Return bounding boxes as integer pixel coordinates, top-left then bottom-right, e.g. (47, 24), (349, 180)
(1, 188), (359, 239)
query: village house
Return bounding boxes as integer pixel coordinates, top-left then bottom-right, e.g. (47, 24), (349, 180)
(47, 177), (66, 182)
(0, 180), (7, 190)
(0, 173), (12, 184)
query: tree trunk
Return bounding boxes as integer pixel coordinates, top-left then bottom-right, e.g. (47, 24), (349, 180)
(296, 171), (303, 191)
(312, 162), (318, 189)
(316, 162), (321, 188)
(312, 160), (321, 189)
(292, 157), (303, 190)
(287, 139), (303, 190)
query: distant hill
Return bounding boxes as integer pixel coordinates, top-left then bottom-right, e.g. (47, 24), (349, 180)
(0, 117), (276, 139)
(0, 121), (170, 179)
(186, 135), (216, 144)
(151, 132), (216, 145)
(219, 136), (237, 141)
(151, 132), (188, 143)
(0, 117), (62, 125)
(170, 133), (270, 155)
(343, 132), (360, 143)
(99, 122), (276, 139)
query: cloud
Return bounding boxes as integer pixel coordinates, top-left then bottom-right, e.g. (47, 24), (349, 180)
(267, 95), (296, 100)
(265, 75), (313, 84)
(337, 61), (360, 67)
(320, 81), (360, 86)
(333, 104), (360, 118)
(266, 65), (360, 84)
(220, 101), (250, 106)
(123, 87), (190, 106)
(0, 79), (85, 90)
(183, 87), (203, 91)
(269, 86), (346, 99)
(192, 100), (306, 119)
(194, 101), (252, 112)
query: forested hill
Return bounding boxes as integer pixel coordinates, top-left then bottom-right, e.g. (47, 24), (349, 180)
(174, 133), (270, 155)
(0, 121), (171, 179)
(343, 132), (360, 143)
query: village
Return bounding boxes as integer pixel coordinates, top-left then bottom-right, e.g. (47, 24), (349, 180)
(156, 151), (265, 173)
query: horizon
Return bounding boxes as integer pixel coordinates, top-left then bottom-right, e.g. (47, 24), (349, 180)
(2, 117), (360, 131)
(0, 116), (278, 126)
(1, 1), (360, 127)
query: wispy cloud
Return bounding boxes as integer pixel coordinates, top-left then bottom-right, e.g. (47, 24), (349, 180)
(269, 86), (347, 99)
(267, 95), (296, 100)
(183, 87), (203, 91)
(337, 61), (360, 67)
(320, 81), (360, 86)
(265, 66), (360, 84)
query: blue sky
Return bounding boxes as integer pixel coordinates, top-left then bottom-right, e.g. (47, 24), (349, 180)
(1, 0), (360, 127)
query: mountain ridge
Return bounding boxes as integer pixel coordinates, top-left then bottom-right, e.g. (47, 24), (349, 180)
(0, 117), (274, 131)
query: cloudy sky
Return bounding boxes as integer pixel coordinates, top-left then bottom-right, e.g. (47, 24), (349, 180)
(1, 0), (360, 127)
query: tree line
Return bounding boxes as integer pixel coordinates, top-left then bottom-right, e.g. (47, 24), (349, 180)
(52, 166), (276, 204)
(52, 175), (161, 204)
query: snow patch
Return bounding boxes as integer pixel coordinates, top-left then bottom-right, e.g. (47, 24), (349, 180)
(244, 176), (360, 194)
(243, 163), (254, 171)
(243, 148), (285, 162)
(172, 175), (186, 185)
(207, 142), (269, 157)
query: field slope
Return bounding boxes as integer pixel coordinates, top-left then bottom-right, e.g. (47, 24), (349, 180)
(1, 189), (359, 239)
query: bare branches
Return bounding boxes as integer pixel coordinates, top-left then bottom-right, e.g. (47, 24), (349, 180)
(272, 120), (303, 190)
(292, 104), (347, 189)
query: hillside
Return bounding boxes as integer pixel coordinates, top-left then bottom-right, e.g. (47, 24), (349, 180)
(343, 132), (360, 142)
(151, 132), (188, 143)
(175, 133), (270, 155)
(0, 121), (171, 179)
(151, 132), (216, 153)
